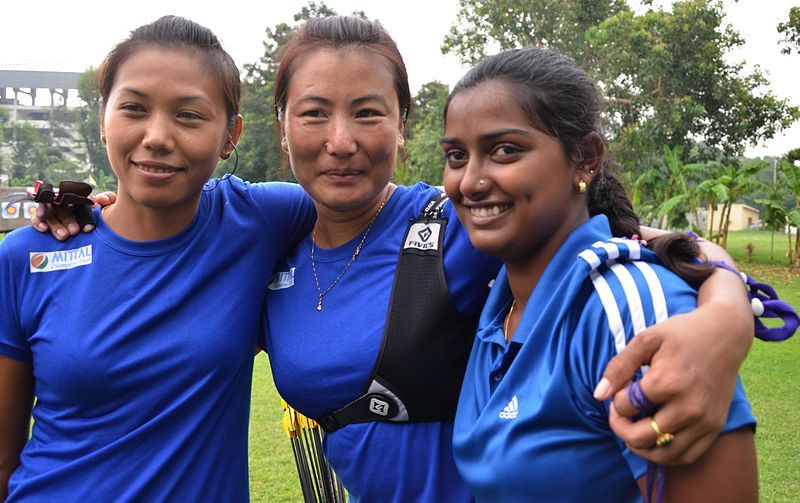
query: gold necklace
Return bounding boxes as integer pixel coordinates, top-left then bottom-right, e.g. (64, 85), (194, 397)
(503, 300), (516, 341)
(311, 190), (391, 311)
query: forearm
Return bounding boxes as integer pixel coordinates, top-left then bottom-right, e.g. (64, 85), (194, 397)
(695, 266), (754, 357)
(661, 428), (757, 502)
(0, 356), (35, 499)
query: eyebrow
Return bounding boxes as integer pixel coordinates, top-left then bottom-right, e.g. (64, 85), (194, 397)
(294, 94), (391, 107)
(118, 87), (210, 104)
(441, 128), (536, 145)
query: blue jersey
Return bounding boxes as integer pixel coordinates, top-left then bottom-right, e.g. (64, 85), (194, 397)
(0, 178), (314, 502)
(453, 215), (755, 502)
(264, 183), (500, 503)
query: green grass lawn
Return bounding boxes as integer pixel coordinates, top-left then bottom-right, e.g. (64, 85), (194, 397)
(724, 230), (800, 502)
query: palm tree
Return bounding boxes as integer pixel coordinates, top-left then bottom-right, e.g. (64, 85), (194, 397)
(714, 160), (765, 248)
(781, 160), (800, 265)
(634, 145), (703, 229)
(757, 177), (789, 263)
(695, 162), (729, 239)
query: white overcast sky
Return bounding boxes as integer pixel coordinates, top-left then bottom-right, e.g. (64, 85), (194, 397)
(1, 0), (797, 157)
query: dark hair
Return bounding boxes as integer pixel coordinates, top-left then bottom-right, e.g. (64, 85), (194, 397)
(97, 15), (241, 126)
(273, 15), (411, 130)
(446, 46), (712, 285)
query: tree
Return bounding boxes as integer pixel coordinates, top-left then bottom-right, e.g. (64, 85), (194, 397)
(5, 122), (81, 185)
(694, 162), (729, 239)
(778, 6), (800, 54)
(587, 1), (797, 168)
(400, 81), (450, 185)
(0, 107), (8, 178)
(633, 145), (704, 230)
(781, 158), (800, 265)
(442, 0), (628, 71)
(443, 0), (798, 176)
(713, 160), (765, 248)
(756, 177), (789, 264)
(75, 68), (114, 189)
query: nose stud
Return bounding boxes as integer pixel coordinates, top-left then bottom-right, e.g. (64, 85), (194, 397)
(479, 179), (485, 185)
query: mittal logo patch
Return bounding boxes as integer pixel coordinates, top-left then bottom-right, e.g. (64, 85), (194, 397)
(29, 245), (93, 273)
(404, 223), (441, 251)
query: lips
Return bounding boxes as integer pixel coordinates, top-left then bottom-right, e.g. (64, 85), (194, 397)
(133, 160), (183, 180)
(322, 169), (361, 177)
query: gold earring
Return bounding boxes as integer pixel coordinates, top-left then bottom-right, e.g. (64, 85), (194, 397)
(578, 180), (587, 193)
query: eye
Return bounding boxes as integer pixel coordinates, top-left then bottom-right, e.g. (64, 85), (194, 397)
(355, 108), (383, 119)
(119, 103), (145, 113)
(177, 111), (204, 121)
(444, 149), (468, 169)
(490, 144), (522, 162)
(300, 109), (325, 119)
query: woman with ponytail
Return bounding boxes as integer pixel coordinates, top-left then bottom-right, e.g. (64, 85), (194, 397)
(444, 46), (758, 501)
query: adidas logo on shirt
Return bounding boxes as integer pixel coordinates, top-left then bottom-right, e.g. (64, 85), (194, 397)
(499, 396), (519, 419)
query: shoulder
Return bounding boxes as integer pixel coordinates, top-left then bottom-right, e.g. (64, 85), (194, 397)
(577, 238), (697, 344)
(1, 225), (73, 257)
(209, 176), (310, 207)
(1, 226), (97, 272)
(392, 182), (445, 214)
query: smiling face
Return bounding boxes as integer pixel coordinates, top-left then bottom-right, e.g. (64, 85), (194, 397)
(281, 47), (404, 217)
(101, 47), (240, 220)
(442, 79), (592, 265)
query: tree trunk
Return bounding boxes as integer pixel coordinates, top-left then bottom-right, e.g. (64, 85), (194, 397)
(788, 227), (794, 266)
(795, 230), (799, 267)
(708, 203), (716, 240)
(770, 229), (775, 263)
(722, 203), (733, 248)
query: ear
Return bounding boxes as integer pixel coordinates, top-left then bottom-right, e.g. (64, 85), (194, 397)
(574, 132), (604, 188)
(99, 109), (107, 145)
(397, 119), (405, 149)
(229, 114), (243, 146)
(222, 115), (244, 158)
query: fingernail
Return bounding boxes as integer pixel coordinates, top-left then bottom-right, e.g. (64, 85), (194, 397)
(37, 222), (47, 231)
(83, 224), (95, 233)
(56, 229), (66, 239)
(594, 377), (611, 400)
(68, 224), (79, 234)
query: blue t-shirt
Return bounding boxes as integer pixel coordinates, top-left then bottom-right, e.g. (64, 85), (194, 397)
(453, 215), (756, 502)
(0, 177), (314, 502)
(264, 183), (500, 503)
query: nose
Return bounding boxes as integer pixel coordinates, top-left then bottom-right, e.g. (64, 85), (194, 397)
(141, 112), (175, 153)
(325, 115), (357, 157)
(460, 158), (490, 200)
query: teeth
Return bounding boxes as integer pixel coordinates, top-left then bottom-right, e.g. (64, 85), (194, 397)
(139, 165), (175, 174)
(470, 205), (508, 217)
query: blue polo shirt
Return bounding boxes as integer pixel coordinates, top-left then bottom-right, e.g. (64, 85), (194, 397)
(453, 215), (755, 502)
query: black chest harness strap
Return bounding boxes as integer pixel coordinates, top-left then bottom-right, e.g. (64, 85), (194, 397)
(316, 192), (476, 433)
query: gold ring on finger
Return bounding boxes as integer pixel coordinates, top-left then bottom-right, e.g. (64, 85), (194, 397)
(650, 419), (674, 448)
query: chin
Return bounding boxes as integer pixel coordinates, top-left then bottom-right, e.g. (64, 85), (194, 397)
(464, 232), (509, 259)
